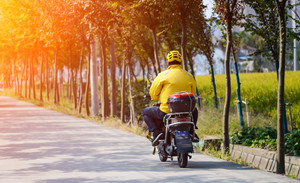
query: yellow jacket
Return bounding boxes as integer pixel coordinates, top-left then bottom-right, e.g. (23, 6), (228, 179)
(149, 65), (197, 113)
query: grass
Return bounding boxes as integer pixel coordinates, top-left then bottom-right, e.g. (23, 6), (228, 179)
(0, 86), (276, 140)
(196, 71), (300, 129)
(195, 106), (275, 139)
(2, 71), (298, 139)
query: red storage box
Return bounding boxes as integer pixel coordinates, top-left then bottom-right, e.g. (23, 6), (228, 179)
(167, 92), (196, 113)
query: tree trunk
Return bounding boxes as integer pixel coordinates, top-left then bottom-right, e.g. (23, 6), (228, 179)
(222, 17), (232, 154)
(78, 45), (85, 114)
(56, 70), (60, 103)
(186, 52), (201, 108)
(90, 38), (100, 116)
(12, 57), (15, 94)
(121, 61), (126, 123)
(20, 58), (25, 97)
(68, 65), (71, 99)
(146, 60), (153, 84)
(32, 54), (36, 100)
(46, 51), (49, 101)
(85, 43), (91, 116)
(73, 67), (78, 109)
(128, 64), (135, 126)
(29, 54), (32, 99)
(13, 58), (17, 95)
(276, 0), (287, 175)
(40, 51), (44, 101)
(25, 56), (28, 98)
(181, 11), (188, 71)
(100, 36), (109, 120)
(54, 50), (58, 104)
(150, 57), (158, 76)
(109, 38), (117, 117)
(151, 28), (161, 73)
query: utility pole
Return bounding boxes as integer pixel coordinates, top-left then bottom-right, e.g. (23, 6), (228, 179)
(292, 0), (298, 71)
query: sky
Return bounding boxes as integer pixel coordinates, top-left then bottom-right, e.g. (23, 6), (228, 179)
(203, 0), (214, 18)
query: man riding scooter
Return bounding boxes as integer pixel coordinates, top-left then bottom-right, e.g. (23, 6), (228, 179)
(142, 50), (199, 146)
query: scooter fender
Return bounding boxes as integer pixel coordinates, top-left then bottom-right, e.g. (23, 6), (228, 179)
(175, 131), (193, 154)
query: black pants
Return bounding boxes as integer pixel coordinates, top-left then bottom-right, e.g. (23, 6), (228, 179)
(142, 107), (198, 132)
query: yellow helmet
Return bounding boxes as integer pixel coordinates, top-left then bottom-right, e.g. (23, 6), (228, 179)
(167, 50), (182, 63)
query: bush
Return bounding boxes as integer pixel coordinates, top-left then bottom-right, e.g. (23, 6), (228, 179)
(230, 126), (300, 156)
(285, 129), (300, 156)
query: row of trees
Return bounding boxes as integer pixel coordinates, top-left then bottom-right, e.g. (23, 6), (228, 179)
(0, 0), (212, 121)
(214, 0), (294, 174)
(0, 0), (297, 174)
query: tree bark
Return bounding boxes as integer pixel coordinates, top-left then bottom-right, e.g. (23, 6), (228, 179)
(78, 45), (84, 114)
(181, 9), (188, 71)
(222, 15), (232, 154)
(29, 53), (32, 99)
(128, 65), (135, 126)
(90, 38), (100, 116)
(276, 0), (287, 175)
(46, 51), (49, 101)
(32, 54), (36, 100)
(20, 57), (25, 97)
(72, 67), (77, 109)
(121, 61), (126, 123)
(54, 50), (58, 104)
(109, 38), (117, 117)
(25, 55), (28, 98)
(151, 27), (161, 73)
(56, 70), (60, 103)
(13, 58), (17, 95)
(100, 36), (109, 120)
(40, 51), (44, 101)
(85, 43), (91, 116)
(68, 64), (71, 99)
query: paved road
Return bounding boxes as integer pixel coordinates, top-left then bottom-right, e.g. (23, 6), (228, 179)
(0, 96), (298, 183)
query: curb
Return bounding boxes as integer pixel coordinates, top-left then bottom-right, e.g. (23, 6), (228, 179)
(230, 144), (300, 179)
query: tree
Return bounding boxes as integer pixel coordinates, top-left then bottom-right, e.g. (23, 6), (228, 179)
(90, 37), (100, 116)
(187, 5), (216, 108)
(242, 0), (288, 133)
(133, 0), (163, 73)
(86, 0), (113, 119)
(109, 38), (117, 117)
(213, 0), (243, 154)
(241, 0), (279, 70)
(85, 42), (91, 116)
(162, 0), (204, 71)
(275, 0), (287, 175)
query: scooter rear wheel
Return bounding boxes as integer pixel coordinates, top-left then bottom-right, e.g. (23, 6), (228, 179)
(177, 153), (188, 168)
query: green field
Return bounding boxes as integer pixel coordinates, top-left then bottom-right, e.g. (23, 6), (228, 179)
(195, 71), (300, 129)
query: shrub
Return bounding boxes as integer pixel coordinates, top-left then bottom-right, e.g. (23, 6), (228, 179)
(285, 129), (300, 156)
(230, 126), (300, 156)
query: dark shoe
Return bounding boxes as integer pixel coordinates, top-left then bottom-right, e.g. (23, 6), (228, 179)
(192, 134), (199, 143)
(152, 132), (164, 146)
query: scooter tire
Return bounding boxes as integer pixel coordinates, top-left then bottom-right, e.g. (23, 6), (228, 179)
(177, 153), (188, 168)
(159, 152), (168, 162)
